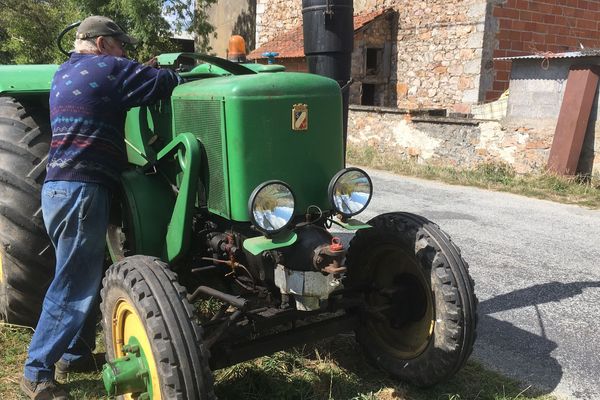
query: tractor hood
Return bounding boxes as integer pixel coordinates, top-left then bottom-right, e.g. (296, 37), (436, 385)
(170, 72), (344, 221)
(173, 71), (341, 98)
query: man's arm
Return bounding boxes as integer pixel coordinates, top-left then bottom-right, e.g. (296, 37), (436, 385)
(118, 59), (182, 108)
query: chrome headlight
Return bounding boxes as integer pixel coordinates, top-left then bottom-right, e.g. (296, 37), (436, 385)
(248, 181), (295, 234)
(328, 168), (373, 217)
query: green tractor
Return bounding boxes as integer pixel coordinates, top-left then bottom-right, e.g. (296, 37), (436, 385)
(0, 2), (477, 399)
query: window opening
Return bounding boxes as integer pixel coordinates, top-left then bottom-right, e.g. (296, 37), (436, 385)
(366, 48), (382, 75)
(361, 83), (375, 105)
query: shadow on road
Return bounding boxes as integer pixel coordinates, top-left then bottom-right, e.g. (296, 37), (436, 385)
(480, 281), (600, 315)
(300, 231), (600, 395)
(477, 281), (600, 394)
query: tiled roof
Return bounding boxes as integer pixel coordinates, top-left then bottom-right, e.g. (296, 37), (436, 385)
(248, 8), (393, 60)
(354, 8), (391, 32)
(249, 25), (306, 59)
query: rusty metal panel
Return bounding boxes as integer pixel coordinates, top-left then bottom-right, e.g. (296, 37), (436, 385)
(547, 66), (600, 175)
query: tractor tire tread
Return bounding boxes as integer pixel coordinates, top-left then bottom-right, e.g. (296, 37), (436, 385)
(101, 255), (216, 400)
(0, 96), (52, 328)
(346, 211), (478, 387)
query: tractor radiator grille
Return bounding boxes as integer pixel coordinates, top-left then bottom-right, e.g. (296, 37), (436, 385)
(172, 99), (228, 217)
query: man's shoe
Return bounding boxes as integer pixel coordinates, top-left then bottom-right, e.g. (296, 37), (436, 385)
(55, 352), (106, 380)
(20, 377), (68, 400)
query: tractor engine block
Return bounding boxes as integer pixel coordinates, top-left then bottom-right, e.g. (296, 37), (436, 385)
(273, 225), (346, 311)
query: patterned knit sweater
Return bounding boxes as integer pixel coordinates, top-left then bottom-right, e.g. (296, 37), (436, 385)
(47, 52), (180, 191)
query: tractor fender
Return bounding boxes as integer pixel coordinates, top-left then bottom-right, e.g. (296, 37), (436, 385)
(118, 169), (175, 259)
(0, 65), (58, 95)
(117, 132), (201, 264)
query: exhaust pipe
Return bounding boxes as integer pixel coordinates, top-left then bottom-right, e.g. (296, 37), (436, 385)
(302, 0), (353, 159)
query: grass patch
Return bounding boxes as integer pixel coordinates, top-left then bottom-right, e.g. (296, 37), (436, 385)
(1, 324), (555, 400)
(0, 323), (105, 400)
(347, 143), (600, 209)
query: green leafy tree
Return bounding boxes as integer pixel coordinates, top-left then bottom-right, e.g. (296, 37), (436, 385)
(0, 0), (217, 64)
(165, 0), (217, 53)
(0, 25), (11, 64)
(0, 0), (83, 64)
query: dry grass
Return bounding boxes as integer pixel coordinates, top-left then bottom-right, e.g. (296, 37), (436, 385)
(1, 324), (556, 400)
(347, 143), (600, 209)
(0, 323), (105, 399)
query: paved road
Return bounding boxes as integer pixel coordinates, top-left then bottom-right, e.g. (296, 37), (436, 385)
(341, 168), (600, 400)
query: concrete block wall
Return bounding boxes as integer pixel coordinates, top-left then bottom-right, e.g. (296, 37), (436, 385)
(506, 58), (600, 175)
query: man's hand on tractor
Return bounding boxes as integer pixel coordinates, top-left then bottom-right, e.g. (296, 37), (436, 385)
(144, 57), (158, 68)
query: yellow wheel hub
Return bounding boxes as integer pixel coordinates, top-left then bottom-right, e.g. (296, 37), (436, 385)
(365, 246), (435, 359)
(113, 298), (161, 400)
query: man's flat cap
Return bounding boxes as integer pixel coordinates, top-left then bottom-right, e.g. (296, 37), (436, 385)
(76, 15), (138, 44)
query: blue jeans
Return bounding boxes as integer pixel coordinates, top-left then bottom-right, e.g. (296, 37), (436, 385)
(24, 181), (110, 382)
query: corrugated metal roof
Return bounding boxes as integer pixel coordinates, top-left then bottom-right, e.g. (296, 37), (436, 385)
(495, 50), (600, 61)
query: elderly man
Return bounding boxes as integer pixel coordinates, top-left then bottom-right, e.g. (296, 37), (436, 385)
(21, 16), (181, 399)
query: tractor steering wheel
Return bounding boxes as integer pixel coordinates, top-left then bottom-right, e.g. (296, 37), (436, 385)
(57, 21), (82, 57)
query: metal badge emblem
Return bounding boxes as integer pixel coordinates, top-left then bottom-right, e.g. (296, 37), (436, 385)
(291, 103), (308, 131)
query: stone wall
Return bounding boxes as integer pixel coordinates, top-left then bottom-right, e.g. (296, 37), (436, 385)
(387, 0), (487, 112)
(350, 12), (395, 106)
(347, 106), (556, 173)
(256, 0), (302, 48)
(256, 0), (488, 112)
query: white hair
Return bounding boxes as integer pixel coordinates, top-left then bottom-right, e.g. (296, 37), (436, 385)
(74, 38), (98, 53)
(74, 36), (119, 53)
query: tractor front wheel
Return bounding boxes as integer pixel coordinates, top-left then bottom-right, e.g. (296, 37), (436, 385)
(101, 255), (215, 399)
(346, 212), (478, 386)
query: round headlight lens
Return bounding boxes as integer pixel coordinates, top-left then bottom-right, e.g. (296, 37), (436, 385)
(249, 181), (295, 234)
(328, 168), (373, 217)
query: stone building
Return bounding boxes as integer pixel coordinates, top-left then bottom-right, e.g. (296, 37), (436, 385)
(249, 9), (397, 107)
(250, 0), (600, 113)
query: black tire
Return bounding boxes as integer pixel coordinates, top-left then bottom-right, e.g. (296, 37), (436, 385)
(0, 96), (53, 327)
(346, 212), (477, 386)
(101, 255), (215, 399)
(106, 193), (134, 263)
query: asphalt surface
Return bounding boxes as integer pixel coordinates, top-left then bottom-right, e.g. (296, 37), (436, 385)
(339, 168), (600, 400)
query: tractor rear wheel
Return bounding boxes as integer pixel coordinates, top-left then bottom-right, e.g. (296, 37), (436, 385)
(0, 96), (53, 327)
(101, 255), (215, 400)
(346, 212), (478, 386)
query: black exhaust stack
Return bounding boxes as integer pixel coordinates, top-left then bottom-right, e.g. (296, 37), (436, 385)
(302, 0), (353, 158)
